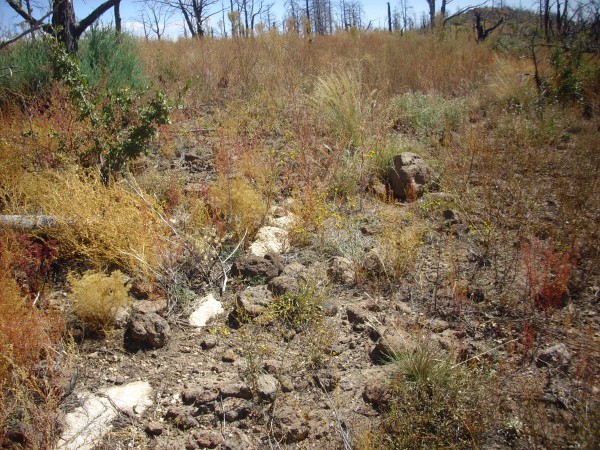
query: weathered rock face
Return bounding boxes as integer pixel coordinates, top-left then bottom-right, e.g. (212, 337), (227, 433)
(387, 152), (431, 200)
(231, 254), (283, 280)
(124, 313), (171, 350)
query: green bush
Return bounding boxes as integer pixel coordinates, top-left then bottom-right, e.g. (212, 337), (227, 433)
(78, 26), (147, 91)
(0, 39), (52, 101)
(391, 92), (467, 140)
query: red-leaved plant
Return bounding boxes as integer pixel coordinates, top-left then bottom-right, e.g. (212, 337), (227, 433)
(522, 236), (577, 316)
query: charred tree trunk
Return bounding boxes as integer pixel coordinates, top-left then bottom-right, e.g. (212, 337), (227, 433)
(387, 2), (392, 32)
(114, 0), (122, 34)
(474, 11), (504, 41)
(52, 0), (77, 52)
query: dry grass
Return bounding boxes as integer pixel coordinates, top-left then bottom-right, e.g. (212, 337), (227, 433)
(208, 175), (268, 242)
(68, 270), (131, 332)
(0, 164), (168, 280)
(375, 205), (425, 283)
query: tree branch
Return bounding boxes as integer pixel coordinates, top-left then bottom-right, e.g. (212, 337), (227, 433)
(444, 1), (488, 24)
(75, 0), (120, 37)
(6, 0), (38, 26)
(0, 10), (53, 50)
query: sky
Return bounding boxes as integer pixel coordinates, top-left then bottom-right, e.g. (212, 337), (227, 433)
(0, 0), (521, 39)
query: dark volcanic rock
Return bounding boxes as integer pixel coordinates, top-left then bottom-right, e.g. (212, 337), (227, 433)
(231, 254), (282, 280)
(124, 313), (170, 350)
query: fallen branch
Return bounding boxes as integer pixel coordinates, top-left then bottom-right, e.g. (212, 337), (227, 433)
(0, 214), (59, 230)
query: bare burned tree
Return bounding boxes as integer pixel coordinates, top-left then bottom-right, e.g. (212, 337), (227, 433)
(425, 0), (487, 28)
(474, 9), (504, 40)
(139, 0), (175, 39)
(6, 0), (121, 52)
(233, 0), (265, 36)
(339, 0), (363, 30)
(172, 0), (220, 37)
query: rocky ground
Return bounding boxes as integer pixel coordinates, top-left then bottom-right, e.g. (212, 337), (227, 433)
(50, 123), (600, 450)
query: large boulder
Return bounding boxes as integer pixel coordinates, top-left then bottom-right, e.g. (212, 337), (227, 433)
(387, 152), (431, 201)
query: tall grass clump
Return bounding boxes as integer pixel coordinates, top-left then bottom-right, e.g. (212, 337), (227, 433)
(309, 70), (375, 149)
(78, 26), (147, 91)
(391, 91), (468, 141)
(363, 342), (498, 449)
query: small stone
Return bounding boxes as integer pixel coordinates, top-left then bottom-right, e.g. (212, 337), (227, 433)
(427, 318), (449, 333)
(220, 383), (252, 399)
(272, 405), (309, 443)
(189, 293), (224, 327)
(114, 376), (125, 385)
(387, 152), (431, 200)
(234, 285), (274, 321)
(221, 428), (255, 450)
(313, 371), (339, 393)
(268, 275), (299, 296)
(216, 398), (251, 422)
(124, 312), (171, 350)
(222, 349), (236, 363)
(328, 256), (355, 285)
(144, 421), (163, 437)
(321, 300), (338, 317)
(257, 374), (278, 402)
(187, 430), (223, 449)
(201, 335), (218, 350)
(363, 374), (391, 411)
(231, 255), (281, 280)
(537, 343), (571, 370)
(346, 306), (368, 325)
(165, 406), (198, 430)
(277, 375), (294, 393)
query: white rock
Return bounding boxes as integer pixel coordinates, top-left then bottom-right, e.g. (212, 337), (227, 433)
(269, 212), (298, 230)
(189, 293), (224, 327)
(249, 226), (289, 257)
(57, 381), (152, 450)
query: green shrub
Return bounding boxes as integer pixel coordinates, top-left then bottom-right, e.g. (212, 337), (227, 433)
(391, 92), (467, 140)
(78, 26), (146, 91)
(0, 39), (52, 102)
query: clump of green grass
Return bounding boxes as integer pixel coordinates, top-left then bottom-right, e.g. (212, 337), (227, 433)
(365, 341), (498, 449)
(391, 91), (467, 141)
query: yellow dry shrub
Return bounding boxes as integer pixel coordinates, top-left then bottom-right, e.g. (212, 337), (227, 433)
(376, 207), (424, 281)
(0, 165), (167, 280)
(208, 175), (267, 241)
(68, 270), (131, 331)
